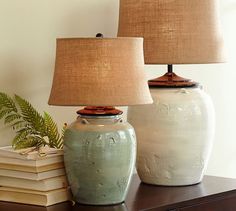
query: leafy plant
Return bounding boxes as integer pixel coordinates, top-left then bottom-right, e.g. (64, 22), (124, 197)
(0, 92), (65, 149)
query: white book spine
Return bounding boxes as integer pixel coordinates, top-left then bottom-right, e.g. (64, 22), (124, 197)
(0, 187), (72, 206)
(0, 175), (68, 191)
(0, 168), (65, 180)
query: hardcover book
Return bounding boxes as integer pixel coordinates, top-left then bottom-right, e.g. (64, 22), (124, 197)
(0, 161), (64, 173)
(0, 168), (65, 180)
(0, 175), (68, 191)
(0, 156), (64, 167)
(0, 186), (72, 206)
(0, 146), (63, 160)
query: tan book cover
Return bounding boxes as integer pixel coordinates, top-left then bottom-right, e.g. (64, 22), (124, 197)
(0, 168), (65, 180)
(0, 146), (63, 160)
(0, 156), (64, 167)
(0, 186), (72, 206)
(0, 162), (64, 173)
(0, 175), (68, 191)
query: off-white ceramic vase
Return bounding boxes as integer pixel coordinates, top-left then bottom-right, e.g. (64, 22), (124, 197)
(128, 86), (215, 186)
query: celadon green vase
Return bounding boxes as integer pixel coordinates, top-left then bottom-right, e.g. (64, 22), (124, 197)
(63, 114), (136, 205)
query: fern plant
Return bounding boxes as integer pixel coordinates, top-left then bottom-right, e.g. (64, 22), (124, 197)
(0, 92), (65, 150)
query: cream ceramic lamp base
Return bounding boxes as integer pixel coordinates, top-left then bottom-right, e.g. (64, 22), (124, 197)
(128, 86), (215, 186)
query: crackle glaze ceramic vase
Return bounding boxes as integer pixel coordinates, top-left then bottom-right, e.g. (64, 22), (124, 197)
(63, 115), (136, 205)
(128, 86), (215, 186)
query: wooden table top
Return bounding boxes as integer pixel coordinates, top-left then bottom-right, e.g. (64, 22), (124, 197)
(1, 174), (236, 211)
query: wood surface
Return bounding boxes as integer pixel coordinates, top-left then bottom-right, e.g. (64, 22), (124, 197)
(1, 174), (236, 210)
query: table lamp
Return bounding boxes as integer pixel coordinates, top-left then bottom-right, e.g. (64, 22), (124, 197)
(118, 0), (225, 186)
(48, 35), (152, 205)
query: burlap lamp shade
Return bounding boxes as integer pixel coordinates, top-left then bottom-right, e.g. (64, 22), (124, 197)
(48, 37), (152, 106)
(118, 0), (225, 64)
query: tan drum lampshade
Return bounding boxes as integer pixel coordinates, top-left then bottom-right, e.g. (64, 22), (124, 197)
(118, 0), (225, 64)
(48, 37), (153, 106)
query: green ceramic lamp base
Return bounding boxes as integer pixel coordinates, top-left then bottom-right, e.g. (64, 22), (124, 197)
(63, 107), (136, 205)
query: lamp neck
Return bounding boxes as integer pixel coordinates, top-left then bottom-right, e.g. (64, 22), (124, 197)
(168, 64), (173, 74)
(148, 64), (198, 88)
(77, 106), (123, 116)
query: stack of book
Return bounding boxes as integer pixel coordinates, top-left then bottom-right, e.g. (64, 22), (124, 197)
(0, 146), (71, 206)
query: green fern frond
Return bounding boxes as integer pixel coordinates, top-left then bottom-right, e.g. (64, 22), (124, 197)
(44, 112), (61, 148)
(13, 136), (44, 150)
(0, 109), (13, 119)
(12, 129), (33, 147)
(11, 120), (26, 130)
(0, 92), (64, 150)
(56, 124), (67, 149)
(57, 138), (64, 149)
(0, 92), (17, 112)
(14, 95), (47, 136)
(4, 113), (22, 124)
(56, 141), (62, 149)
(51, 137), (63, 149)
(16, 127), (34, 135)
(53, 124), (66, 149)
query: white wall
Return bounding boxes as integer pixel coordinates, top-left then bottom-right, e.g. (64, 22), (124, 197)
(0, 0), (236, 178)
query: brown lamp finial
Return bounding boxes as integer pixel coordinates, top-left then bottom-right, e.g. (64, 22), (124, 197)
(96, 33), (104, 38)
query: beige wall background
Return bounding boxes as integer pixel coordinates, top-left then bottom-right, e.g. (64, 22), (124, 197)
(0, 0), (236, 178)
